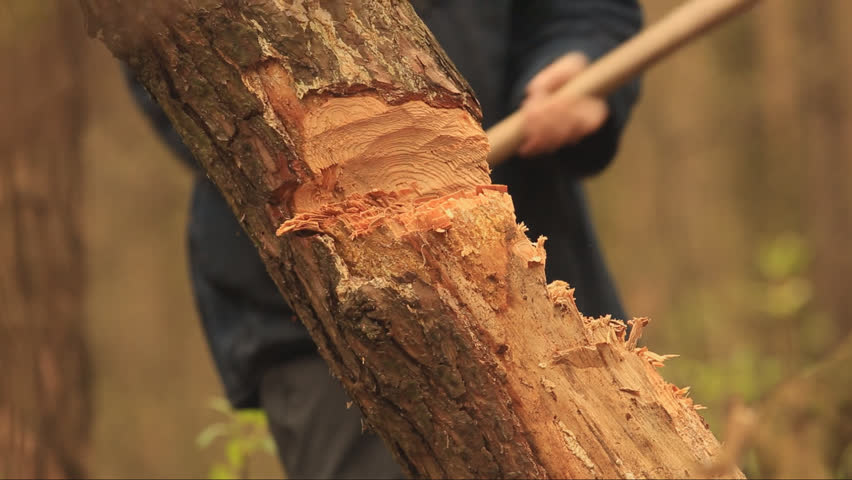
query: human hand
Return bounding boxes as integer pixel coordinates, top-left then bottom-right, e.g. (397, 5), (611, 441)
(518, 52), (609, 157)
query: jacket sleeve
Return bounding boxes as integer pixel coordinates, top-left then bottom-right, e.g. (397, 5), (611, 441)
(122, 64), (201, 172)
(506, 0), (643, 177)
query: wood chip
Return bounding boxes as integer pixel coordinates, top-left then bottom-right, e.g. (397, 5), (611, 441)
(674, 386), (691, 397)
(540, 377), (557, 400)
(625, 317), (650, 349)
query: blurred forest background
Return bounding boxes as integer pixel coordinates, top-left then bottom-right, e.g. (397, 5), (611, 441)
(1, 0), (850, 478)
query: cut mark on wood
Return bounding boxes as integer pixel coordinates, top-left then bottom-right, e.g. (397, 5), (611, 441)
(551, 345), (606, 369)
(546, 280), (577, 312)
(511, 235), (547, 268)
(554, 420), (597, 473)
(276, 186), (510, 239)
(540, 377), (557, 400)
(293, 96), (490, 213)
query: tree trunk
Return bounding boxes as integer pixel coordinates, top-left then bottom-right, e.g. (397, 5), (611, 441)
(754, 332), (852, 478)
(79, 1), (740, 478)
(0, 1), (90, 477)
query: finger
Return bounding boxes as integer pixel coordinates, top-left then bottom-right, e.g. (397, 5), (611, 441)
(570, 97), (609, 137)
(519, 128), (575, 157)
(519, 100), (572, 156)
(518, 108), (580, 157)
(519, 119), (583, 157)
(538, 96), (607, 141)
(526, 53), (588, 96)
(525, 53), (589, 99)
(518, 97), (609, 157)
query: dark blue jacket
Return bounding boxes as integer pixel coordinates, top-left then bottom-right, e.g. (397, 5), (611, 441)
(128, 0), (642, 408)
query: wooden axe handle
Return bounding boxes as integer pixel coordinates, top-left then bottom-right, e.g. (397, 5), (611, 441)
(486, 0), (760, 167)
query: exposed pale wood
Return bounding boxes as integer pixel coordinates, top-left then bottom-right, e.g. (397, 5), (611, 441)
(487, 0), (761, 166)
(79, 0), (741, 477)
(290, 95), (489, 213)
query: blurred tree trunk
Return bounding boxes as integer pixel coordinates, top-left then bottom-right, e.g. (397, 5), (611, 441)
(757, 0), (852, 341)
(755, 332), (852, 478)
(795, 2), (852, 340)
(0, 1), (90, 478)
(79, 1), (739, 478)
(754, 3), (852, 476)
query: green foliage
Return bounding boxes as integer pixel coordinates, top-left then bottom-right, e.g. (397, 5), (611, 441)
(652, 231), (841, 477)
(755, 232), (813, 318)
(196, 397), (277, 480)
(756, 232), (810, 281)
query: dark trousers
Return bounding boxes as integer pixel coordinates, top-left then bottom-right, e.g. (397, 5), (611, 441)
(260, 355), (405, 479)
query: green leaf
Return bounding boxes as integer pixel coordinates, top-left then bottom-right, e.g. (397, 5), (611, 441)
(262, 436), (277, 455)
(757, 232), (809, 280)
(763, 277), (812, 317)
(226, 438), (246, 470)
(208, 462), (237, 480)
(236, 409), (268, 428)
(196, 422), (229, 449)
(208, 396), (234, 416)
(196, 396), (277, 475)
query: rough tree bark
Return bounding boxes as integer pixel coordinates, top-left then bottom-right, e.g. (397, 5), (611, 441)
(79, 1), (741, 478)
(0, 1), (90, 477)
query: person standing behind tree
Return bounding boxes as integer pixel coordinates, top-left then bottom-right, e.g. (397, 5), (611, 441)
(125, 0), (642, 477)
